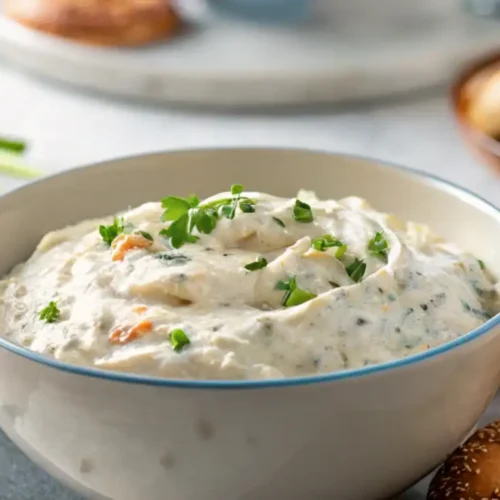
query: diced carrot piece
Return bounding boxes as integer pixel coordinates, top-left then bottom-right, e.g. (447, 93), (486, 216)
(109, 328), (125, 344)
(127, 320), (153, 339)
(111, 234), (152, 261)
(133, 305), (148, 314)
(108, 320), (153, 345)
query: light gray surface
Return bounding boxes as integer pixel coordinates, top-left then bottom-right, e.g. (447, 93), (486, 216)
(0, 62), (498, 499)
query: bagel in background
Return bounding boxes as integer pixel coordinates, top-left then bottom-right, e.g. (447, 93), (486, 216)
(4, 0), (181, 47)
(428, 420), (500, 499)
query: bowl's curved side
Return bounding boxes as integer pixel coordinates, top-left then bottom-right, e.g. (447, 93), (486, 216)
(1, 323), (499, 500)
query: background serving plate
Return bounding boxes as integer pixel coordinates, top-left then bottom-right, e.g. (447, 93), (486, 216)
(1, 0), (500, 108)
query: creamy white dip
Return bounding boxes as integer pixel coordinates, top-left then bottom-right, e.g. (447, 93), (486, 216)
(0, 189), (498, 380)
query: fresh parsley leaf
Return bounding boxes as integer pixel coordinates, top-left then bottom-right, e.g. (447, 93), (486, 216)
(169, 329), (191, 352)
(160, 202), (213, 249)
(159, 215), (198, 249)
(231, 184), (244, 196)
(193, 208), (218, 234)
(311, 235), (346, 259)
(221, 185), (246, 220)
(186, 194), (200, 207)
(201, 197), (233, 210)
(161, 196), (198, 222)
(478, 259), (486, 270)
(39, 301), (60, 323)
(136, 230), (153, 241)
(99, 217), (125, 246)
(239, 202), (255, 213)
(217, 184), (256, 220)
(272, 217), (285, 228)
(159, 185), (256, 249)
(0, 137), (27, 154)
(275, 276), (317, 307)
(293, 199), (313, 223)
(368, 231), (389, 261)
(345, 258), (366, 283)
(244, 257), (268, 271)
(220, 204), (235, 219)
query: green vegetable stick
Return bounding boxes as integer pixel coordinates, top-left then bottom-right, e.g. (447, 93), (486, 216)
(0, 151), (42, 179)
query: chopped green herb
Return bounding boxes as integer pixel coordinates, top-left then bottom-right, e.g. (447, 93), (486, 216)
(159, 185), (255, 248)
(39, 301), (60, 323)
(244, 257), (268, 271)
(219, 184), (255, 220)
(169, 329), (191, 352)
(275, 278), (293, 291)
(155, 252), (190, 265)
(368, 231), (389, 261)
(335, 244), (348, 259)
(159, 194), (218, 248)
(99, 217), (125, 246)
(136, 230), (153, 241)
(220, 204), (235, 219)
(186, 194), (200, 207)
(275, 276), (317, 307)
(345, 258), (366, 283)
(239, 202), (255, 213)
(194, 209), (218, 234)
(159, 215), (198, 249)
(161, 195), (199, 222)
(286, 288), (317, 307)
(478, 259), (486, 270)
(272, 217), (285, 228)
(461, 300), (471, 312)
(200, 197), (233, 210)
(0, 137), (27, 154)
(231, 184), (244, 196)
(293, 199), (313, 223)
(311, 234), (347, 258)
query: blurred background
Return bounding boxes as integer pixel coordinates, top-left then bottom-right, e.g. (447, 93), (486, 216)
(0, 0), (499, 498)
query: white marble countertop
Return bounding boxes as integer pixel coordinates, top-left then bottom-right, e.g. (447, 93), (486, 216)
(0, 63), (499, 500)
(0, 64), (498, 205)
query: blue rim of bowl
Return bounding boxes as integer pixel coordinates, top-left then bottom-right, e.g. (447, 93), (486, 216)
(0, 147), (499, 390)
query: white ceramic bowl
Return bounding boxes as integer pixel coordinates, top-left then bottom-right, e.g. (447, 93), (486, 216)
(0, 149), (499, 500)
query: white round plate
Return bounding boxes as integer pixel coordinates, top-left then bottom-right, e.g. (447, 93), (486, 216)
(0, 1), (500, 108)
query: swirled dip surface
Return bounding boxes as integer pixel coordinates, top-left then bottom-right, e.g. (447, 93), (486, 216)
(0, 190), (498, 380)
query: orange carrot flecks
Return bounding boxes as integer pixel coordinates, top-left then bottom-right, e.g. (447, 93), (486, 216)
(109, 320), (153, 345)
(111, 233), (152, 261)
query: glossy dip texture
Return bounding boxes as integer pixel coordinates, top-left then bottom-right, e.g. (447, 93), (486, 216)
(0, 189), (498, 380)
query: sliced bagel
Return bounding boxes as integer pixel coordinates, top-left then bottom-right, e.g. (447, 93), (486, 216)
(428, 420), (500, 499)
(4, 0), (181, 47)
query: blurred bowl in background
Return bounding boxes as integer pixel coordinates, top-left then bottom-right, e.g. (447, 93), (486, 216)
(206, 0), (311, 23)
(452, 50), (500, 174)
(462, 0), (500, 19)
